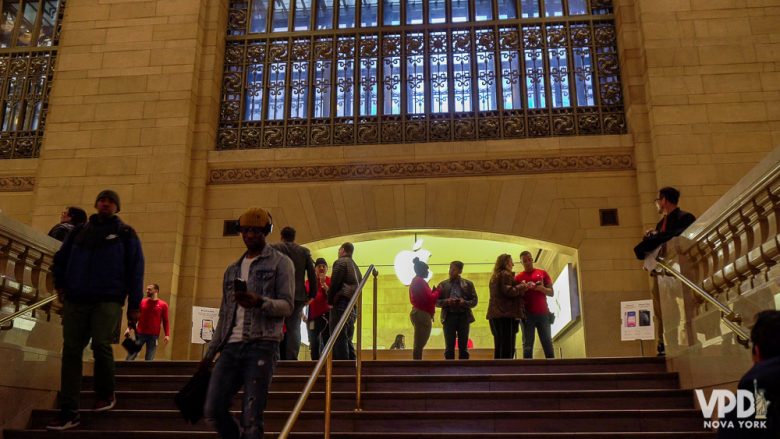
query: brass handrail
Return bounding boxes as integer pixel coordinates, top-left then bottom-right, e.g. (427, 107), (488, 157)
(278, 263), (376, 439)
(0, 294), (57, 330)
(655, 258), (750, 348)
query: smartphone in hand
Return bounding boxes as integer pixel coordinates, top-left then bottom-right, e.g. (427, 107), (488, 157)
(234, 278), (247, 293)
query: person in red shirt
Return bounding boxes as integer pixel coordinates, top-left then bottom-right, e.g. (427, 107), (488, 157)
(515, 251), (555, 359)
(409, 257), (439, 360)
(125, 283), (170, 361)
(305, 258), (331, 360)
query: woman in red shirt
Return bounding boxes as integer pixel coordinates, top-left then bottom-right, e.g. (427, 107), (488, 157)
(409, 257), (439, 360)
(306, 258), (331, 360)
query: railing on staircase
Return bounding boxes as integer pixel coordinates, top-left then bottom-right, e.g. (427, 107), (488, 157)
(278, 264), (378, 439)
(0, 212), (62, 329)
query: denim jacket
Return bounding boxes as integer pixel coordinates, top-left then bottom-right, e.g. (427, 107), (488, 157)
(206, 245), (294, 359)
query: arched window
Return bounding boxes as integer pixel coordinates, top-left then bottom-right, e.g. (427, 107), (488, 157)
(218, 0), (624, 149)
(0, 0), (63, 159)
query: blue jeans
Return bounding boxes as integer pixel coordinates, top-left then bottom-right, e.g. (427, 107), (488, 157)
(329, 301), (355, 360)
(125, 333), (158, 361)
(522, 313), (555, 359)
(204, 341), (279, 439)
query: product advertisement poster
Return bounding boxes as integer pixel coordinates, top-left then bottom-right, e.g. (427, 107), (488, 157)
(191, 306), (220, 344)
(620, 299), (655, 341)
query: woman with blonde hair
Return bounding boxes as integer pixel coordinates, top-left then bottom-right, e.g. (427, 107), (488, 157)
(487, 254), (527, 359)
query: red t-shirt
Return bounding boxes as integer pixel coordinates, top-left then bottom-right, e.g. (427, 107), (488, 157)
(306, 277), (331, 319)
(515, 269), (552, 315)
(136, 297), (170, 336)
(409, 276), (438, 316)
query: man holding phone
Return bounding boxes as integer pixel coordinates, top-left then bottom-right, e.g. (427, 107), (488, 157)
(202, 207), (294, 439)
(515, 251), (555, 359)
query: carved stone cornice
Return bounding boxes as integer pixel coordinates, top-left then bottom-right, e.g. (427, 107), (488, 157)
(0, 176), (35, 192)
(208, 153), (635, 185)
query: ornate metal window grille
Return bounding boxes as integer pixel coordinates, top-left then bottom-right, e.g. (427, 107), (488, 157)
(0, 0), (64, 159)
(218, 0), (624, 149)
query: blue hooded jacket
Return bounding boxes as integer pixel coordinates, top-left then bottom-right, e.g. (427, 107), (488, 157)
(53, 214), (144, 310)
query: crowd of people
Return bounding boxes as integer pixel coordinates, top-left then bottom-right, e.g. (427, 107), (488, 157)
(40, 187), (778, 439)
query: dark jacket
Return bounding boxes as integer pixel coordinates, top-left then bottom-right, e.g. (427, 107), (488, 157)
(486, 270), (524, 320)
(53, 214), (145, 310)
(206, 245), (295, 359)
(272, 241), (316, 302)
(718, 356), (779, 439)
(328, 256), (363, 306)
(633, 207), (696, 260)
(48, 222), (75, 242)
(436, 277), (478, 324)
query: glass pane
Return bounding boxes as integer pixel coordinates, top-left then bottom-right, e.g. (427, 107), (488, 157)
(37, 0), (59, 46)
(336, 37), (355, 116)
(451, 0), (468, 23)
(520, 0), (538, 18)
(429, 0), (446, 23)
(383, 0), (400, 25)
(360, 0), (378, 27)
(251, 0), (269, 32)
(548, 47), (569, 107)
(315, 0), (334, 29)
(338, 0), (355, 28)
(573, 46), (594, 105)
(245, 64), (265, 120)
(294, 0), (311, 30)
(290, 61), (309, 117)
(271, 0), (290, 31)
(476, 30), (496, 111)
(1, 1), (18, 48)
(430, 32), (448, 113)
(359, 57), (377, 115)
(569, 0), (588, 15)
(382, 35), (401, 115)
(501, 51), (521, 109)
(15, 0), (36, 47)
(406, 34), (425, 114)
(525, 48), (545, 108)
(313, 59), (332, 117)
(474, 0), (492, 21)
(452, 31), (472, 112)
(267, 62), (287, 119)
(496, 0), (516, 20)
(405, 0), (422, 25)
(545, 0), (563, 17)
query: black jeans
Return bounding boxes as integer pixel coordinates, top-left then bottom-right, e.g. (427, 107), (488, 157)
(443, 312), (470, 359)
(307, 314), (329, 361)
(204, 341), (278, 439)
(489, 317), (518, 359)
(329, 301), (355, 360)
(521, 312), (555, 359)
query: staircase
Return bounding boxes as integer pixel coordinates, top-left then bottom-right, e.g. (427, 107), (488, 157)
(5, 357), (715, 438)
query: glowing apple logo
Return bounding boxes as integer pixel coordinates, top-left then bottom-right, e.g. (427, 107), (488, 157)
(393, 239), (432, 286)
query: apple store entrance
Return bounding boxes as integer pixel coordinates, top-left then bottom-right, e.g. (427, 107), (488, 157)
(300, 229), (582, 360)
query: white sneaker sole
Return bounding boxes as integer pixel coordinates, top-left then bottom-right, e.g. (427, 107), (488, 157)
(46, 420), (80, 431)
(93, 398), (116, 412)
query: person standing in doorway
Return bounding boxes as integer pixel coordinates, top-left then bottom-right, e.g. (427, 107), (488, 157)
(272, 226), (316, 360)
(202, 207), (294, 439)
(327, 242), (362, 360)
(409, 257), (439, 360)
(125, 283), (170, 361)
(436, 261), (478, 360)
(487, 254), (526, 359)
(47, 190), (144, 431)
(305, 258), (331, 361)
(515, 251), (555, 359)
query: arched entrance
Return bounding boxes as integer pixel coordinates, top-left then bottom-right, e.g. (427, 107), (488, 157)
(303, 229), (584, 359)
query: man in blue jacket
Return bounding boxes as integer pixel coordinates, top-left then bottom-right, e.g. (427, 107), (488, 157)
(47, 190), (145, 431)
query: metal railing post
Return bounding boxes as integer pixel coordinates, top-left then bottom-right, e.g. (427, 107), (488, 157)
(324, 353), (333, 439)
(356, 285), (363, 412)
(372, 268), (378, 360)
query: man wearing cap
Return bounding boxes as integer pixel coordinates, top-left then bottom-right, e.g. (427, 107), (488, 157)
(48, 190), (145, 431)
(202, 207), (294, 439)
(272, 226), (316, 360)
(305, 258), (331, 360)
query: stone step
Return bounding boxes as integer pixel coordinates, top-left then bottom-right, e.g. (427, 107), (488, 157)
(78, 389), (696, 411)
(115, 357), (668, 376)
(27, 409), (706, 433)
(5, 430), (718, 439)
(84, 372), (680, 392)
